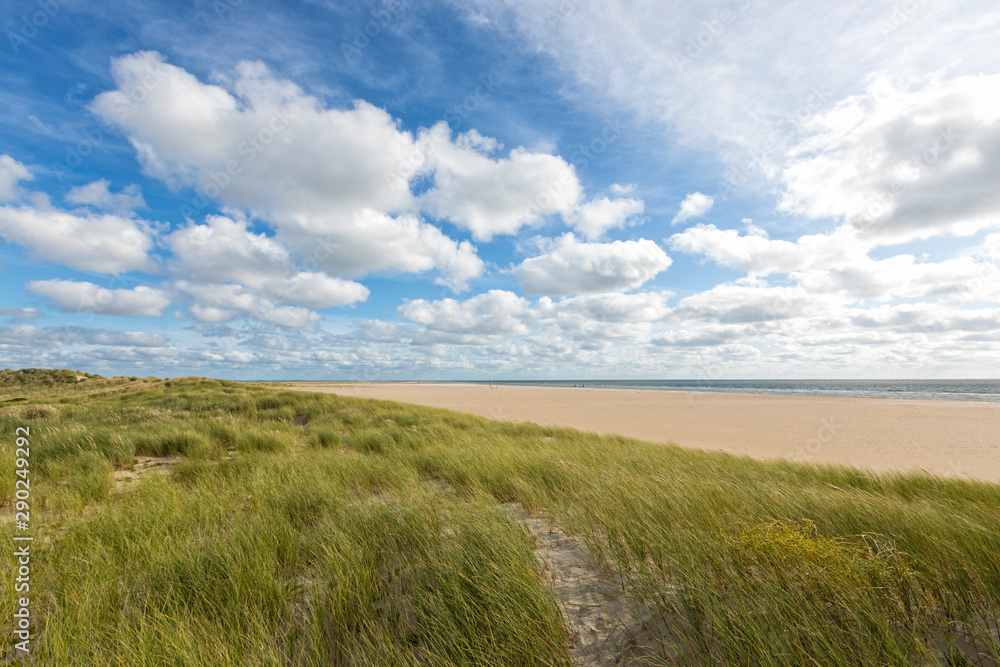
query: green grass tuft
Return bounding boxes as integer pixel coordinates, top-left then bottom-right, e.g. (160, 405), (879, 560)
(239, 427), (297, 453)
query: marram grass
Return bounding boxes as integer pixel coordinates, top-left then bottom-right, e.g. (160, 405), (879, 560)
(1, 374), (998, 665)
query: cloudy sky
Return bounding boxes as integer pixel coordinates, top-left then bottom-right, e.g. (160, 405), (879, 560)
(1, 0), (999, 380)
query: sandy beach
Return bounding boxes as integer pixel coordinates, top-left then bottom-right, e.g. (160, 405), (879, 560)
(288, 383), (1000, 483)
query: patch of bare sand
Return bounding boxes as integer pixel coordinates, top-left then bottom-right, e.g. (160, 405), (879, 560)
(111, 452), (241, 492)
(506, 505), (675, 666)
(1, 456), (185, 522)
(111, 455), (182, 492)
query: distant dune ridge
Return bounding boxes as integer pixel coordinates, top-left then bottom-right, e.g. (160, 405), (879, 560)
(0, 368), (102, 387)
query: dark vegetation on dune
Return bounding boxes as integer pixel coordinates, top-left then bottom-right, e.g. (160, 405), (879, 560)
(0, 371), (998, 666)
(0, 368), (104, 389)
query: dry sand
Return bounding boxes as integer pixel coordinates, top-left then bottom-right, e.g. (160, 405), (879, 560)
(288, 383), (1000, 483)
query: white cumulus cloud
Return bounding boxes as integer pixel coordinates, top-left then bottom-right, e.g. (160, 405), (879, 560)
(568, 196), (644, 239)
(420, 123), (583, 240)
(515, 234), (672, 296)
(0, 307), (42, 323)
(675, 282), (826, 324)
(779, 73), (1000, 244)
(0, 155), (31, 201)
(0, 204), (156, 274)
(94, 53), (611, 291)
(669, 222), (861, 275)
(279, 208), (484, 291)
(167, 215), (292, 287)
(265, 272), (370, 309)
(671, 192), (714, 225)
(66, 180), (145, 213)
(27, 280), (170, 317)
(399, 290), (534, 335)
(92, 52), (485, 290)
(176, 281), (320, 328)
(551, 291), (672, 323)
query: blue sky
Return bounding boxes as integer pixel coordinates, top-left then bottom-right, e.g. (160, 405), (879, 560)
(1, 0), (999, 380)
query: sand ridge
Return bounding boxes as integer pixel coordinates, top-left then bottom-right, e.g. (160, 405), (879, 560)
(286, 383), (1000, 483)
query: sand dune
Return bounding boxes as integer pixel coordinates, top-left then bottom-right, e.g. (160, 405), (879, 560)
(287, 383), (1000, 483)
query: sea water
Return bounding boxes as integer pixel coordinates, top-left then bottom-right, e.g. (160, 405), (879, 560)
(467, 379), (1000, 402)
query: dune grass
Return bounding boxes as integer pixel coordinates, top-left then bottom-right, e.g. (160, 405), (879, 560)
(1, 374), (998, 665)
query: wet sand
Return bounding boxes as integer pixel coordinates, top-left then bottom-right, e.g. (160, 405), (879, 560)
(287, 383), (1000, 482)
